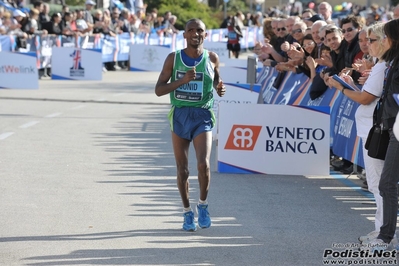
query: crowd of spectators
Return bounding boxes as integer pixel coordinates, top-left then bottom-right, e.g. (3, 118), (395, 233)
(0, 0), (180, 39)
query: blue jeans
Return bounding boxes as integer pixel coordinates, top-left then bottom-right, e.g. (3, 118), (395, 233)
(378, 129), (399, 243)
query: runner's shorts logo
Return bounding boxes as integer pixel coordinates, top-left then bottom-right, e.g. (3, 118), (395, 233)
(225, 125), (262, 150)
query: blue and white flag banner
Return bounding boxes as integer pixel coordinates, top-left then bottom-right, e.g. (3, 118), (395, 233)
(51, 47), (102, 80)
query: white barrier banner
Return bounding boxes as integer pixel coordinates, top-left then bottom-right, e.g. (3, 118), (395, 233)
(129, 44), (171, 72)
(219, 66), (248, 84)
(0, 52), (38, 89)
(217, 104), (330, 175)
(203, 41), (229, 63)
(51, 47), (102, 80)
(212, 83), (260, 140)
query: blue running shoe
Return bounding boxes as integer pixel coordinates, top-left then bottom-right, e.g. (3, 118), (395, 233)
(182, 211), (197, 231)
(197, 204), (211, 228)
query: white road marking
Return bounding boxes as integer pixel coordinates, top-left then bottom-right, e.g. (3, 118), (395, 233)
(96, 98), (106, 101)
(71, 105), (86, 110)
(19, 121), (40, 129)
(45, 112), (62, 118)
(0, 132), (14, 140)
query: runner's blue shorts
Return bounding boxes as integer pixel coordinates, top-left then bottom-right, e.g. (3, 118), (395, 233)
(168, 106), (215, 141)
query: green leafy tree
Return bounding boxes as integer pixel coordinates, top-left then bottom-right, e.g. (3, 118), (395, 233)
(147, 0), (222, 29)
(65, 0), (86, 6)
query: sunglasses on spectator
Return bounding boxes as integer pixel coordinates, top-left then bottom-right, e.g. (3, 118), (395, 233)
(292, 29), (302, 34)
(341, 27), (354, 34)
(302, 41), (314, 48)
(367, 38), (378, 43)
(277, 27), (286, 31)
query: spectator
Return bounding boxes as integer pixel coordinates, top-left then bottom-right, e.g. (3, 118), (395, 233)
(153, 14), (165, 36)
(0, 11), (14, 35)
(244, 13), (253, 27)
(61, 5), (69, 17)
(119, 8), (131, 33)
(26, 8), (47, 36)
(42, 13), (63, 35)
(129, 14), (140, 35)
(0, 7), (5, 27)
(84, 0), (95, 29)
(92, 9), (104, 34)
(270, 17), (278, 36)
(301, 8), (316, 20)
(304, 14), (323, 28)
(134, 0), (145, 14)
(285, 16), (300, 33)
(317, 2), (333, 23)
(61, 12), (76, 35)
(291, 21), (307, 43)
(164, 15), (178, 36)
(111, 7), (121, 33)
(39, 3), (50, 25)
(75, 9), (90, 34)
(311, 20), (327, 58)
(340, 15), (363, 84)
(162, 11), (171, 29)
(33, 1), (43, 13)
(13, 9), (29, 33)
(393, 4), (399, 19)
(220, 15), (231, 28)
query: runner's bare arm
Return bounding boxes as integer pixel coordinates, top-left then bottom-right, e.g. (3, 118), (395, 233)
(155, 52), (196, 97)
(209, 51), (226, 97)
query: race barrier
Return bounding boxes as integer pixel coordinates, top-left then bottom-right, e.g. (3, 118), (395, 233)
(0, 51), (39, 89)
(51, 47), (102, 80)
(212, 83), (261, 140)
(218, 104), (330, 175)
(0, 26), (264, 69)
(216, 65), (365, 174)
(129, 44), (171, 72)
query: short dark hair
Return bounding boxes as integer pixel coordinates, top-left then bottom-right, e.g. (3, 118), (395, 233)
(185, 18), (205, 30)
(340, 15), (363, 29)
(381, 19), (399, 64)
(325, 27), (342, 36)
(33, 1), (42, 8)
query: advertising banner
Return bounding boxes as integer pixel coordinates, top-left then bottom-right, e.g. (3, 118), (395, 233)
(0, 52), (38, 89)
(129, 44), (171, 72)
(51, 47), (102, 80)
(217, 104), (330, 175)
(203, 41), (229, 63)
(212, 83), (261, 139)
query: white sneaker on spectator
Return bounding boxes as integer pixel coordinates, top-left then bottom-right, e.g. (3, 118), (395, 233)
(114, 65), (122, 70)
(359, 230), (379, 242)
(102, 67), (107, 72)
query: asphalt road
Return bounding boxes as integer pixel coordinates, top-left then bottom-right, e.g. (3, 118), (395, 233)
(0, 71), (393, 266)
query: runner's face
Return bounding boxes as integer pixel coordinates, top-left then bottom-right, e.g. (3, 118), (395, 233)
(184, 21), (207, 47)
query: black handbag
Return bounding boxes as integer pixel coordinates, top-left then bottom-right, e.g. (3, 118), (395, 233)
(365, 94), (389, 160)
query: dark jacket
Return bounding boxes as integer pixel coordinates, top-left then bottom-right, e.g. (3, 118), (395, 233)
(308, 42), (346, 100)
(382, 62), (399, 129)
(343, 34), (362, 83)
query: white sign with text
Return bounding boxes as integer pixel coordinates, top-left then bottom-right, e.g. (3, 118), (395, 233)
(212, 83), (260, 140)
(0, 52), (38, 89)
(217, 104), (330, 175)
(129, 44), (171, 72)
(204, 41), (229, 63)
